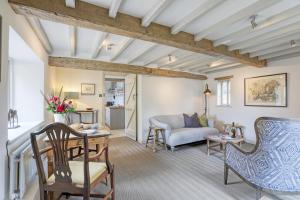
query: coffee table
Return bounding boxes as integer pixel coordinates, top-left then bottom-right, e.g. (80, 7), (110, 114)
(206, 134), (244, 156)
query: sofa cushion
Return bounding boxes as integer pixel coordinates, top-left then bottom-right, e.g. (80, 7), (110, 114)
(167, 127), (218, 147)
(199, 114), (208, 127)
(183, 113), (201, 128)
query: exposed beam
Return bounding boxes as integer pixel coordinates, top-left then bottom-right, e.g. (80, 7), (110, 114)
(69, 26), (77, 56)
(143, 49), (177, 66)
(65, 0), (75, 8)
(194, 0), (280, 41)
(49, 56), (207, 80)
(250, 39), (300, 57)
(109, 0), (122, 18)
(214, 5), (300, 47)
(171, 56), (209, 70)
(142, 0), (172, 27)
(160, 54), (197, 68)
(171, 0), (222, 34)
(205, 64), (244, 74)
(268, 51), (300, 62)
(91, 32), (109, 58)
(240, 31), (300, 54)
(110, 38), (134, 61)
(8, 0), (266, 67)
(259, 46), (300, 60)
(229, 22), (300, 51)
(178, 57), (217, 71)
(127, 44), (157, 64)
(198, 62), (241, 73)
(25, 16), (53, 54)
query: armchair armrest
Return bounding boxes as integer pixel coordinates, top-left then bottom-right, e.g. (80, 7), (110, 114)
(225, 142), (256, 181)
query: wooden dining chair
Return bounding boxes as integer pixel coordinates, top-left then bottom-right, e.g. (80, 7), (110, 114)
(31, 123), (115, 200)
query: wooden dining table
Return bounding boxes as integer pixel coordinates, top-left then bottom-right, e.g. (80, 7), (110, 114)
(43, 127), (111, 176)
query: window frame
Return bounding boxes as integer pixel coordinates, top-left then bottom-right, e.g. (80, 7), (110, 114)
(217, 79), (231, 107)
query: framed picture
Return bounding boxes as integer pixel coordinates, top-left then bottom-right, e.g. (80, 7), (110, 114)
(0, 15), (2, 82)
(81, 83), (95, 95)
(244, 73), (287, 107)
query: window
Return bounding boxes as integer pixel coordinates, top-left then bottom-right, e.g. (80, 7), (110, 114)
(217, 79), (231, 106)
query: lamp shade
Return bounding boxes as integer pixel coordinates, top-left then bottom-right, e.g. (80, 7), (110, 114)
(204, 84), (211, 95)
(64, 92), (79, 99)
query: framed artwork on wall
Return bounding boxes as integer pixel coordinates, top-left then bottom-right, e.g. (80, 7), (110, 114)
(0, 15), (2, 82)
(81, 83), (95, 95)
(244, 73), (287, 107)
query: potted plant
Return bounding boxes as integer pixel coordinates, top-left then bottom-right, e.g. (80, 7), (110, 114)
(42, 87), (75, 124)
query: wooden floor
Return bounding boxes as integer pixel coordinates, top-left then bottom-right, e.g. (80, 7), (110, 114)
(68, 137), (300, 200)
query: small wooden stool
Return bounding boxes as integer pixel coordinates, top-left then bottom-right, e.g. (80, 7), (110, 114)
(145, 127), (167, 152)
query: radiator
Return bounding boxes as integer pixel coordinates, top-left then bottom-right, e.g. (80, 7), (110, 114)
(9, 140), (47, 200)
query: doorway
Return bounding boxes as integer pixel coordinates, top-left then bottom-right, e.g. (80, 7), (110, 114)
(103, 73), (137, 141)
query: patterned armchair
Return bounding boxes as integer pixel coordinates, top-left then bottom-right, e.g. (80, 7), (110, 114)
(225, 117), (300, 199)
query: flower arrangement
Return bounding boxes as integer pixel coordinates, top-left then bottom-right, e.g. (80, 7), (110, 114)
(41, 87), (75, 114)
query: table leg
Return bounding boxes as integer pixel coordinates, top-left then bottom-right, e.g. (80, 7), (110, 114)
(207, 139), (210, 156)
(153, 130), (157, 152)
(146, 128), (152, 147)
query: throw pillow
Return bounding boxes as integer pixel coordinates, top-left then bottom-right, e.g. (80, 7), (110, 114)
(199, 114), (208, 127)
(183, 113), (201, 128)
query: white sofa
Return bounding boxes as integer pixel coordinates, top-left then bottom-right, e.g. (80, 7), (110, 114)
(149, 114), (219, 151)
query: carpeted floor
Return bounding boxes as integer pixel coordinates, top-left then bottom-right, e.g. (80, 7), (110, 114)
(69, 137), (300, 200)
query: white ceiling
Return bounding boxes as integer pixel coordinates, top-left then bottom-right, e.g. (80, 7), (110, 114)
(26, 0), (300, 74)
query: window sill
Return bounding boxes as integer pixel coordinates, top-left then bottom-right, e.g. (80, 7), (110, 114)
(217, 105), (232, 108)
(8, 121), (45, 144)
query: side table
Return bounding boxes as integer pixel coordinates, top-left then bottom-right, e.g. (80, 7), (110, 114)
(206, 135), (244, 156)
(145, 127), (167, 152)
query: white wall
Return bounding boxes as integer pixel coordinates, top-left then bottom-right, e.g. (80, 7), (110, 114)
(0, 0), (49, 198)
(11, 59), (44, 122)
(206, 57), (300, 143)
(138, 75), (204, 142)
(53, 67), (104, 124)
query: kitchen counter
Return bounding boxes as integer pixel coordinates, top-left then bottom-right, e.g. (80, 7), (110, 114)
(105, 107), (125, 130)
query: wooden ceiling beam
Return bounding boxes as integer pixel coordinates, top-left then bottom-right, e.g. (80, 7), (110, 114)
(240, 32), (300, 54)
(25, 16), (53, 54)
(91, 32), (109, 58)
(229, 23), (300, 51)
(127, 44), (156, 64)
(171, 0), (222, 34)
(194, 0), (280, 41)
(143, 48), (177, 66)
(142, 0), (172, 27)
(69, 25), (77, 56)
(214, 5), (300, 47)
(49, 56), (207, 80)
(9, 0), (266, 67)
(110, 38), (134, 61)
(250, 40), (300, 57)
(109, 0), (123, 18)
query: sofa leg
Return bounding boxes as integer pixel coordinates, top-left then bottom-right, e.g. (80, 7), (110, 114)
(224, 164), (229, 185)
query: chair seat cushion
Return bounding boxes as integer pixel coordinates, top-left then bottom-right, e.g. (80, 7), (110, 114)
(48, 161), (107, 187)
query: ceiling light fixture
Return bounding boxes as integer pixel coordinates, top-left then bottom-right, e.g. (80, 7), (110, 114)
(168, 55), (176, 63)
(290, 40), (296, 47)
(250, 15), (258, 29)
